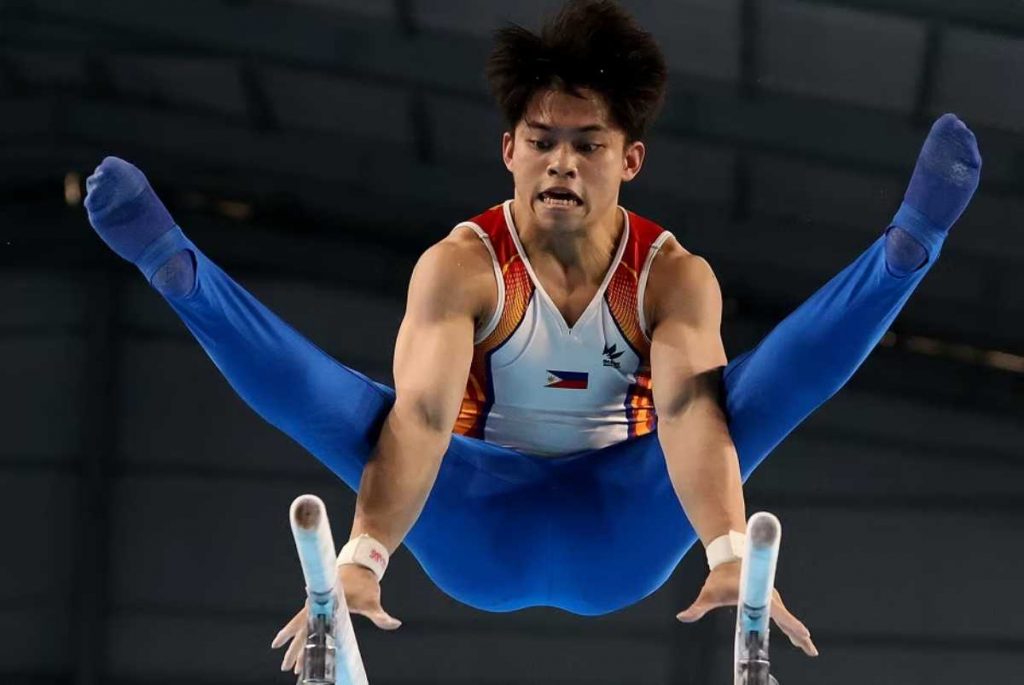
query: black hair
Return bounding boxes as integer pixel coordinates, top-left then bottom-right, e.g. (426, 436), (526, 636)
(485, 0), (668, 143)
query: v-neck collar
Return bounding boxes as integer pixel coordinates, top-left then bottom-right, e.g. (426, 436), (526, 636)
(503, 199), (629, 335)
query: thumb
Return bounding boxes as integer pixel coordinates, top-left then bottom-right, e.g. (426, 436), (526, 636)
(366, 609), (402, 630)
(676, 598), (711, 623)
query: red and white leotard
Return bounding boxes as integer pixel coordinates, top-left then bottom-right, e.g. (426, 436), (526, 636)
(453, 200), (671, 456)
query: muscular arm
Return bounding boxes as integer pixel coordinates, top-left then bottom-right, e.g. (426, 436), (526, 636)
(350, 232), (493, 552)
(647, 244), (746, 546)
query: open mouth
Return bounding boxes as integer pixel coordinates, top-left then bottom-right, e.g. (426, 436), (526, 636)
(538, 189), (583, 208)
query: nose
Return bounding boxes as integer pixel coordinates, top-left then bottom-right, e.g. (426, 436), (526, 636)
(546, 143), (578, 179)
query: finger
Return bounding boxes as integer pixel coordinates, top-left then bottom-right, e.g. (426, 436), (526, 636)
(771, 596), (818, 657)
(294, 648), (304, 675)
(351, 601), (402, 630)
(272, 609), (306, 649)
(367, 610), (402, 630)
(281, 623), (307, 671)
(676, 599), (712, 623)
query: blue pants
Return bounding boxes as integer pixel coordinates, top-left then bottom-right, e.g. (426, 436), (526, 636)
(135, 226), (937, 615)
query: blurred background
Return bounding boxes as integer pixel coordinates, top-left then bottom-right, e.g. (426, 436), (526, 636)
(1, 0), (1022, 683)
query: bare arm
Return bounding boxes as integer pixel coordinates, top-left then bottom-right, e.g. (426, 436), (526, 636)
(350, 232), (493, 552)
(648, 245), (816, 655)
(273, 234), (492, 665)
(647, 244), (745, 545)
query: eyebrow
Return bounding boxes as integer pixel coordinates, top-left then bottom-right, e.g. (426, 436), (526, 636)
(524, 119), (607, 133)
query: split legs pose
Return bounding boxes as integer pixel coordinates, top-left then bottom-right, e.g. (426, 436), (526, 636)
(84, 114), (980, 615)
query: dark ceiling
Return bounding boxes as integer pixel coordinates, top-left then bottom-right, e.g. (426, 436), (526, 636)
(2, 0), (1023, 357)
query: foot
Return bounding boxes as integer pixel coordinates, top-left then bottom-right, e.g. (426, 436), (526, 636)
(85, 157), (195, 295)
(84, 156), (177, 264)
(885, 113), (982, 275)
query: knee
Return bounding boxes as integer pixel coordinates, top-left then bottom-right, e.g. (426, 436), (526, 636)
(151, 249), (197, 297)
(884, 226), (928, 277)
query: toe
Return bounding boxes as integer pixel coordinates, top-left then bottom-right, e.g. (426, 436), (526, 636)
(85, 157), (147, 212)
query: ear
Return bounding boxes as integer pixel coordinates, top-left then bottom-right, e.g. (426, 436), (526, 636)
(621, 140), (646, 183)
(502, 131), (515, 172)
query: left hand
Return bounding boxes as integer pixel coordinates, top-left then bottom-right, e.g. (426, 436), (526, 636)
(676, 561), (819, 657)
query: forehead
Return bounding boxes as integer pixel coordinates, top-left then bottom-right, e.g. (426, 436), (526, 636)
(519, 88), (618, 133)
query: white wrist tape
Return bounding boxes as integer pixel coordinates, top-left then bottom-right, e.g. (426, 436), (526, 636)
(336, 534), (389, 582)
(706, 530), (746, 570)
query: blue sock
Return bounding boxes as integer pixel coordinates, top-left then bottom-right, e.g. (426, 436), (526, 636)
(84, 156), (196, 296)
(885, 113), (982, 276)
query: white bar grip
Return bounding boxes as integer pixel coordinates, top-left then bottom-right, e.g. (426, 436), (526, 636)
(734, 512), (782, 685)
(290, 495), (338, 606)
(739, 511), (781, 635)
(289, 495), (369, 685)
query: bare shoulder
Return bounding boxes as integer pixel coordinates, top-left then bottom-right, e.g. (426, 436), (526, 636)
(644, 235), (722, 329)
(649, 237), (718, 290)
(438, 225), (496, 266)
(407, 226), (496, 323)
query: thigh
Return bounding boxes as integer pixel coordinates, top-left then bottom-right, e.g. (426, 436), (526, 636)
(405, 433), (697, 615)
(157, 233), (396, 489)
(723, 235), (932, 478)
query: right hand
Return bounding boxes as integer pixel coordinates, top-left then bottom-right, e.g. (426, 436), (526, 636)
(271, 565), (402, 674)
(676, 561), (818, 657)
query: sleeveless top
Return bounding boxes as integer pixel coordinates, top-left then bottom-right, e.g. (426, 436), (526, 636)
(452, 200), (671, 456)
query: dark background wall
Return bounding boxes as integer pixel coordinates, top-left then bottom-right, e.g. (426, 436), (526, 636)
(1, 1), (1022, 684)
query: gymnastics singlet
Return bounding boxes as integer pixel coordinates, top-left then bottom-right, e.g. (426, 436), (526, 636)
(454, 201), (671, 455)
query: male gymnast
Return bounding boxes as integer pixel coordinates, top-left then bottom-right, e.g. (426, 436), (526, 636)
(82, 0), (981, 675)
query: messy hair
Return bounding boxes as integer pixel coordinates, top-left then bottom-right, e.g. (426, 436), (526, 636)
(485, 0), (668, 143)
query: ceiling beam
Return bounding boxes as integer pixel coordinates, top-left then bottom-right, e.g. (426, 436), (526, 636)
(802, 0), (1024, 37)
(911, 21), (942, 125)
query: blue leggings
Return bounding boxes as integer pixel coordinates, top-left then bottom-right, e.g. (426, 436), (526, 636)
(135, 225), (937, 615)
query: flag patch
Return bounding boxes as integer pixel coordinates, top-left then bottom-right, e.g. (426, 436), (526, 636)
(545, 370), (589, 390)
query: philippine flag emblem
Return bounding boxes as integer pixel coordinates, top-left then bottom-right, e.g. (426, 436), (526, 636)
(545, 370), (589, 390)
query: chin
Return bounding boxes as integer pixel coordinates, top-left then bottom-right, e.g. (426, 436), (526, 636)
(536, 208), (586, 232)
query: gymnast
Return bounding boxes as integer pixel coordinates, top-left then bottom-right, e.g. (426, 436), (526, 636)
(82, 0), (980, 675)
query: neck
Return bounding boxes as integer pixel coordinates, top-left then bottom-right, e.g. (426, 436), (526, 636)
(510, 196), (623, 286)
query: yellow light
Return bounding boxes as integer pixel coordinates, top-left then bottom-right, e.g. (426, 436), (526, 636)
(984, 350), (1024, 374)
(904, 335), (941, 355)
(898, 334), (1023, 374)
(216, 200), (253, 221)
(64, 172), (82, 206)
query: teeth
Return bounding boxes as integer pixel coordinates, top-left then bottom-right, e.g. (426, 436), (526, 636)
(541, 194), (580, 207)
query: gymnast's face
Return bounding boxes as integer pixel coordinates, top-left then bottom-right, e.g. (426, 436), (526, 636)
(502, 88), (645, 236)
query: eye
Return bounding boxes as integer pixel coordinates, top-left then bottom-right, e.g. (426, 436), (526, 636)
(576, 142), (602, 153)
(529, 139), (554, 151)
